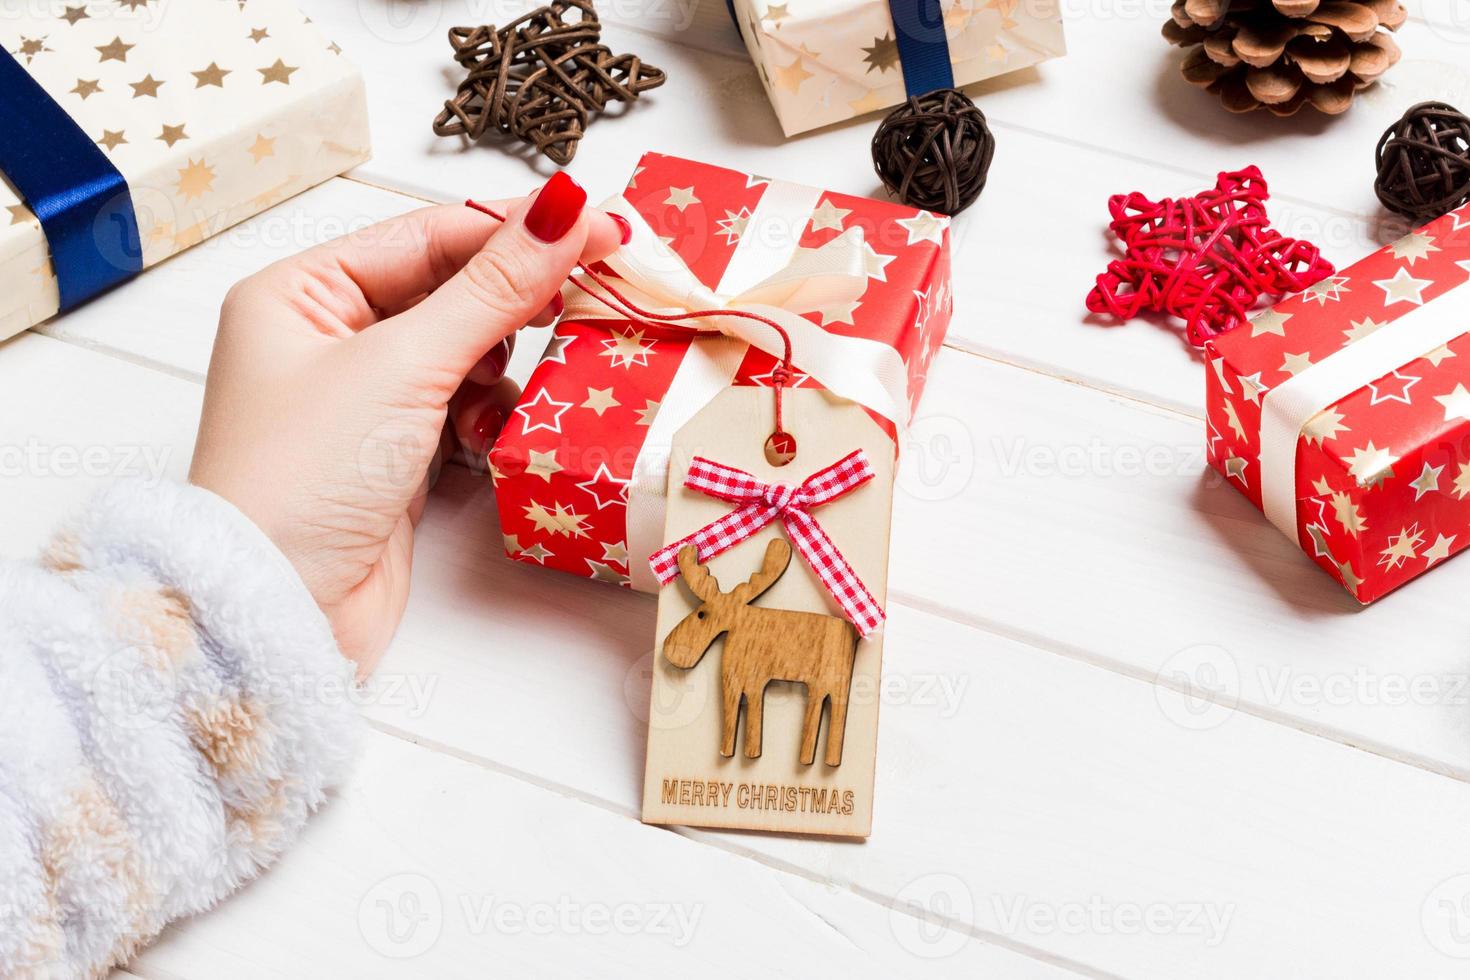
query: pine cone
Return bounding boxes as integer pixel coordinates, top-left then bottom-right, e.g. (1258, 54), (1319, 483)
(1164, 0), (1405, 115)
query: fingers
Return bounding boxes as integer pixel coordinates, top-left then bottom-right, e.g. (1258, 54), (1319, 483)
(389, 172), (617, 377)
(451, 378), (521, 470)
(467, 334), (515, 387)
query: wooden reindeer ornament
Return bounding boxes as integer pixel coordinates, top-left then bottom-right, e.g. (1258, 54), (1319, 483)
(664, 539), (858, 767)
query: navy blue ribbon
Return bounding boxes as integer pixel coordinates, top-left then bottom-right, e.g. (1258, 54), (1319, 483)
(726, 0), (955, 98)
(889, 0), (955, 95)
(0, 48), (142, 311)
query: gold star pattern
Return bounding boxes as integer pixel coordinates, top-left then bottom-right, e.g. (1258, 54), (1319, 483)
(1425, 534), (1456, 564)
(1374, 267), (1432, 306)
(157, 123), (188, 147)
(1223, 455), (1248, 484)
(247, 133), (276, 163)
(809, 200), (850, 233)
(95, 36), (133, 62)
(15, 36), (51, 63)
(1223, 399), (1247, 441)
(174, 158), (216, 201)
(602, 541), (629, 563)
(848, 88), (889, 115)
(116, 0), (151, 9)
(862, 33), (899, 72)
(519, 542), (554, 563)
(503, 533), (523, 555)
(1423, 344), (1456, 368)
(7, 205), (32, 225)
(248, 27), (270, 42)
(862, 242), (895, 281)
(581, 386), (620, 416)
(1336, 560), (1363, 597)
(1305, 523), (1334, 560)
(634, 399), (660, 426)
(70, 78), (102, 99)
(1454, 462), (1470, 500)
(1249, 309), (1291, 337)
(897, 211), (947, 245)
(1343, 317), (1386, 345)
(772, 55), (812, 93)
(1280, 351), (1313, 376)
(61, 6), (89, 25)
(1330, 490), (1366, 536)
(1378, 524), (1424, 570)
(327, 41), (342, 55)
(1410, 462), (1443, 500)
(192, 62), (231, 87)
(129, 74), (163, 98)
(663, 186), (699, 212)
(764, 1), (790, 20)
(1389, 231), (1439, 265)
(523, 501), (590, 539)
(819, 299), (861, 326)
(257, 58), (298, 85)
(716, 208), (751, 245)
(1343, 441), (1397, 488)
(524, 449), (564, 482)
(97, 129), (127, 151)
(586, 560), (630, 586)
(600, 328), (655, 368)
(1434, 383), (1470, 422)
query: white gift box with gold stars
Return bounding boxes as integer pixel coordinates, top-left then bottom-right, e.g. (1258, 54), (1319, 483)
(732, 0), (1065, 136)
(0, 0), (369, 338)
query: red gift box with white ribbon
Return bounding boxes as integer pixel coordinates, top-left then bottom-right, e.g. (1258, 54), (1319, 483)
(488, 151), (953, 591)
(1205, 205), (1470, 601)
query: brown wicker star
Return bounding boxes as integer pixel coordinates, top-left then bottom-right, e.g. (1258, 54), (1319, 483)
(432, 0), (665, 166)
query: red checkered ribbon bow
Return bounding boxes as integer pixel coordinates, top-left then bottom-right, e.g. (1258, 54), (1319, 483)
(649, 450), (885, 637)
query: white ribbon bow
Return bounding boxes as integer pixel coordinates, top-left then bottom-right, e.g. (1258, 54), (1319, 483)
(560, 195), (913, 430)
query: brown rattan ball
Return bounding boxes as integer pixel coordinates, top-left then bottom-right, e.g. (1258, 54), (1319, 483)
(871, 88), (994, 216)
(1374, 101), (1470, 224)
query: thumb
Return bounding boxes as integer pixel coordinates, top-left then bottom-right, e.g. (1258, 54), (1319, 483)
(392, 171), (591, 375)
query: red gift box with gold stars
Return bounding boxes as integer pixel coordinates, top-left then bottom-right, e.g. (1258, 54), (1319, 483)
(1206, 205), (1470, 602)
(488, 151), (953, 591)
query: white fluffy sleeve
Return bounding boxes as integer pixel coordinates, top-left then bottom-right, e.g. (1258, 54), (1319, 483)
(0, 480), (364, 978)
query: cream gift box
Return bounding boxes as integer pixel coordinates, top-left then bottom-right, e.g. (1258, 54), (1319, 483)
(730, 0), (1065, 136)
(0, 0), (369, 338)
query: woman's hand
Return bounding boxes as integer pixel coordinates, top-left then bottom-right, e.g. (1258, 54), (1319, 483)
(189, 173), (625, 673)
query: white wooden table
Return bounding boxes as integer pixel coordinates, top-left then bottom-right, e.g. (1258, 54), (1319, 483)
(8, 0), (1470, 976)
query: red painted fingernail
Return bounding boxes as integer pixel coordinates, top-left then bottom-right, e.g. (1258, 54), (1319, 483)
(551, 293), (565, 318)
(469, 406), (505, 457)
(609, 212), (632, 245)
(479, 338), (512, 380)
(524, 171), (586, 244)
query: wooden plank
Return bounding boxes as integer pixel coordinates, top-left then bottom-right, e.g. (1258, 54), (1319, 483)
(13, 235), (1470, 977)
(129, 731), (1061, 980)
(371, 471), (1470, 979)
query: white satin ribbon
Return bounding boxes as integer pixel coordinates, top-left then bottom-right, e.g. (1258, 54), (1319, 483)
(561, 184), (914, 591)
(1259, 280), (1470, 538)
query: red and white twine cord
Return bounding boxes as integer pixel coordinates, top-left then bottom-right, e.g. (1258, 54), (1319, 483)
(465, 200), (882, 635)
(463, 199), (798, 439)
(649, 451), (885, 637)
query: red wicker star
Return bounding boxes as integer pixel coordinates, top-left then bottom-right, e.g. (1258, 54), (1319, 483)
(1085, 166), (1335, 347)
